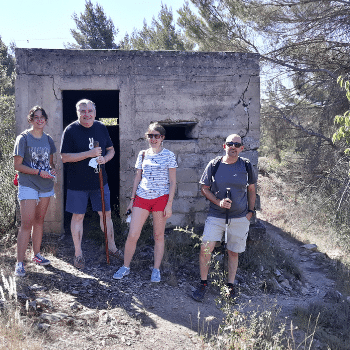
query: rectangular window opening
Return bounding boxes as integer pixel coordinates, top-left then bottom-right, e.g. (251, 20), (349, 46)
(160, 122), (197, 140)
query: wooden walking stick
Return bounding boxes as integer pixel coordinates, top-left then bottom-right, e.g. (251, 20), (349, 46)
(223, 188), (231, 277)
(94, 141), (110, 264)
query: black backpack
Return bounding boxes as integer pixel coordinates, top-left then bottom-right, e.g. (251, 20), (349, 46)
(210, 156), (252, 186)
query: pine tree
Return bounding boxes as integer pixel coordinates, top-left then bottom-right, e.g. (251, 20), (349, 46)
(66, 0), (118, 49)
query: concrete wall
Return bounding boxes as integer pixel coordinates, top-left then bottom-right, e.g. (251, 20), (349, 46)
(15, 49), (260, 233)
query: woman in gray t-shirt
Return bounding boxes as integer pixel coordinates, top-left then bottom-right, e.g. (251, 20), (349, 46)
(13, 106), (56, 277)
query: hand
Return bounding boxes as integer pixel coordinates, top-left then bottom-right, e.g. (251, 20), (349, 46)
(219, 198), (232, 209)
(40, 170), (54, 179)
(90, 147), (102, 158)
(163, 203), (172, 219)
(246, 212), (253, 221)
(96, 156), (105, 164)
(126, 201), (133, 213)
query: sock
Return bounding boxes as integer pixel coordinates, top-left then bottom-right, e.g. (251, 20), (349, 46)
(201, 280), (208, 286)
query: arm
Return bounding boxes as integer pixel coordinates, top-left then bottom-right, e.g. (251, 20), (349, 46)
(61, 146), (102, 164)
(201, 184), (232, 209)
(126, 169), (142, 212)
(164, 168), (176, 218)
(14, 156), (53, 179)
(49, 154), (57, 176)
(246, 183), (256, 220)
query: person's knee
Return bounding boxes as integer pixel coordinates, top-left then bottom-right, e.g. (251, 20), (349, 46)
(72, 213), (85, 223)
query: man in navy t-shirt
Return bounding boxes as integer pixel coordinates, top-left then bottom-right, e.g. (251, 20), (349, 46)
(192, 134), (257, 302)
(60, 99), (123, 269)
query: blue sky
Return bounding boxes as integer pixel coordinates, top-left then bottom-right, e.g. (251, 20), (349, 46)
(1, 0), (187, 49)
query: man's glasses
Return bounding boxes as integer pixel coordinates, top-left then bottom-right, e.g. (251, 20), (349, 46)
(147, 134), (162, 139)
(226, 142), (242, 148)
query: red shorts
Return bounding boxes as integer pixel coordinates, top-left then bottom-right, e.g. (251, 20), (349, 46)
(133, 194), (169, 212)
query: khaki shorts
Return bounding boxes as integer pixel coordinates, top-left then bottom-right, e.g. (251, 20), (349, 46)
(202, 216), (250, 253)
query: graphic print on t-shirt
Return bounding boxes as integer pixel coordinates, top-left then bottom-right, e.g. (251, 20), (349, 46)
(30, 146), (50, 170)
(89, 138), (94, 149)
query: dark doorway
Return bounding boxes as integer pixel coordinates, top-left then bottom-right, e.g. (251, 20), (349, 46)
(62, 90), (120, 234)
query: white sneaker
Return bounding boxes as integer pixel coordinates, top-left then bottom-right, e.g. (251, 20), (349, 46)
(15, 262), (26, 277)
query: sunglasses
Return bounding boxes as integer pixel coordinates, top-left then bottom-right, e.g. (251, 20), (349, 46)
(226, 142), (242, 148)
(147, 134), (162, 139)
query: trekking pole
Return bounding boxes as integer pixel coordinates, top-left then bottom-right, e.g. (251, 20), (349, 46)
(94, 141), (110, 264)
(223, 188), (231, 277)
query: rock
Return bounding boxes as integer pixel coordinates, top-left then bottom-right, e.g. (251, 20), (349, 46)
(301, 287), (308, 295)
(37, 323), (50, 331)
(79, 310), (98, 317)
(274, 269), (282, 277)
(301, 244), (317, 251)
(30, 284), (46, 291)
(324, 290), (342, 303)
(36, 298), (53, 308)
(280, 279), (292, 290)
(28, 300), (37, 310)
(40, 312), (68, 323)
(347, 296), (350, 303)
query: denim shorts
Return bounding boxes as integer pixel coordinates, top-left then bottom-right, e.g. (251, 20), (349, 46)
(202, 216), (250, 253)
(18, 184), (55, 201)
(66, 184), (111, 214)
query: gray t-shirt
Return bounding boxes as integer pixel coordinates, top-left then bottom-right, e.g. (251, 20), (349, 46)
(200, 157), (257, 219)
(13, 130), (56, 192)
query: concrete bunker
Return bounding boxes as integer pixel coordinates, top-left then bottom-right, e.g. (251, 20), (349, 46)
(15, 49), (260, 234)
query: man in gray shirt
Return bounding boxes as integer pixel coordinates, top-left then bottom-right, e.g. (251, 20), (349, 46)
(192, 134), (257, 302)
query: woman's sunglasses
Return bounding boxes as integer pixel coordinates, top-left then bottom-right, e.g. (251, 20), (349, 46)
(147, 134), (162, 139)
(226, 142), (242, 148)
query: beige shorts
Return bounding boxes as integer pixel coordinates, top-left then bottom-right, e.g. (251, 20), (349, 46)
(202, 216), (250, 253)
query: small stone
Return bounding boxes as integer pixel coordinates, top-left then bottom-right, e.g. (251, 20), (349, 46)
(347, 296), (350, 303)
(30, 284), (46, 291)
(79, 310), (97, 317)
(36, 298), (53, 308)
(71, 290), (80, 295)
(37, 323), (50, 331)
(301, 244), (317, 251)
(274, 269), (282, 277)
(40, 312), (68, 323)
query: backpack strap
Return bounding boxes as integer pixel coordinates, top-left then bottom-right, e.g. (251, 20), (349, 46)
(210, 156), (251, 184)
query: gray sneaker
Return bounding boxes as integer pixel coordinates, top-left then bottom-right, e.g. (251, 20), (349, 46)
(151, 268), (161, 282)
(113, 265), (130, 280)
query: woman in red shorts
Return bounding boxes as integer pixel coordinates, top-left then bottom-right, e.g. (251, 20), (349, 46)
(113, 122), (177, 282)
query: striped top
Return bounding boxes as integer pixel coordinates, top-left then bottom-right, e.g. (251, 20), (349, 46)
(135, 148), (178, 199)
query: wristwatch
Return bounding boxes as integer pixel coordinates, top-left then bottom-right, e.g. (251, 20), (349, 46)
(247, 209), (255, 214)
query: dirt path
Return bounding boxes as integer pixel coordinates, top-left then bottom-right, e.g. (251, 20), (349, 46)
(2, 215), (344, 349)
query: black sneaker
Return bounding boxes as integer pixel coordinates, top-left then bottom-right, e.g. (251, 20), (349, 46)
(226, 284), (236, 299)
(192, 283), (207, 302)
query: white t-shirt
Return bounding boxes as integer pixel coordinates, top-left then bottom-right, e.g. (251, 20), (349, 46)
(135, 148), (178, 199)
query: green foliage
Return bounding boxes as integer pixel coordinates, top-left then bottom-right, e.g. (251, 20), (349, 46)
(0, 36), (15, 95)
(0, 38), (16, 237)
(66, 0), (118, 49)
(333, 77), (350, 156)
(119, 4), (193, 51)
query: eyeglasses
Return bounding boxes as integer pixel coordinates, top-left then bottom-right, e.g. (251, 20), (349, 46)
(226, 142), (242, 148)
(147, 134), (162, 139)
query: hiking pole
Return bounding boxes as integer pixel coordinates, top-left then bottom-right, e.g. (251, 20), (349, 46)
(94, 141), (110, 265)
(223, 188), (231, 277)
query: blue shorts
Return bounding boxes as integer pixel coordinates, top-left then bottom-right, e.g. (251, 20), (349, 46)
(18, 185), (55, 201)
(66, 184), (111, 214)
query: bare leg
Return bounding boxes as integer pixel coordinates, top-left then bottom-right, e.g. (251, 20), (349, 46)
(97, 210), (117, 251)
(32, 197), (51, 255)
(199, 241), (216, 281)
(71, 213), (85, 257)
(152, 211), (167, 269)
(227, 250), (239, 284)
(123, 207), (149, 267)
(17, 199), (36, 262)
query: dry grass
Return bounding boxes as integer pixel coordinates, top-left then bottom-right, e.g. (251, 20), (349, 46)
(258, 158), (350, 267)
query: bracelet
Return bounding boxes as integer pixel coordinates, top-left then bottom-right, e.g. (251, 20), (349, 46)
(247, 209), (255, 214)
(38, 169), (41, 176)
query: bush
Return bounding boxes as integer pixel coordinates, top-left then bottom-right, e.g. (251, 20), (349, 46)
(0, 95), (16, 238)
